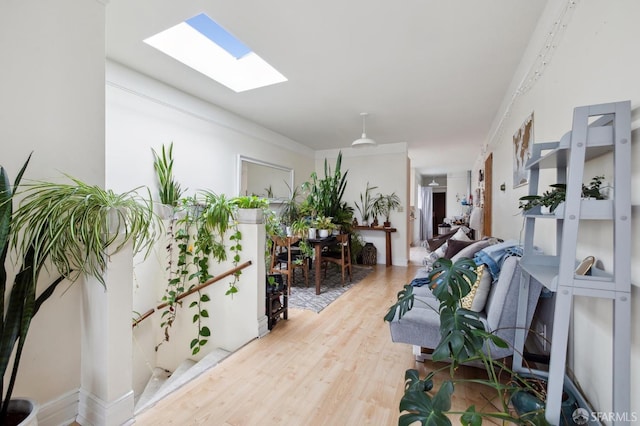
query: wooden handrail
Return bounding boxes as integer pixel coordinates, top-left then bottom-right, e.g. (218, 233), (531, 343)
(132, 260), (253, 328)
(132, 309), (155, 328)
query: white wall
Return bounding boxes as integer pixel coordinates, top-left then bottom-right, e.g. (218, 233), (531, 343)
(316, 144), (409, 266)
(477, 0), (639, 420)
(105, 61), (316, 397)
(445, 171), (471, 221)
(0, 0), (106, 419)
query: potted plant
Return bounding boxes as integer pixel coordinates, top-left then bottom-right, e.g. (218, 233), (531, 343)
(519, 175), (605, 214)
(151, 142), (185, 218)
(314, 215), (336, 238)
(301, 151), (351, 231)
(384, 257), (576, 424)
(373, 192), (401, 227)
(231, 194), (269, 224)
(354, 182), (378, 226)
(1, 155), (157, 425)
(279, 184), (301, 235)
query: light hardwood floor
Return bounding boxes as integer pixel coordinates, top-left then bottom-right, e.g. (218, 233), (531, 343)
(134, 254), (501, 426)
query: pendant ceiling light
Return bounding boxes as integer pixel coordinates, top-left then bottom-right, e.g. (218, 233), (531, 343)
(428, 179), (439, 187)
(351, 112), (377, 148)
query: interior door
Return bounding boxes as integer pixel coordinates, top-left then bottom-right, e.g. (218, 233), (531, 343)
(483, 153), (493, 237)
(432, 192), (446, 233)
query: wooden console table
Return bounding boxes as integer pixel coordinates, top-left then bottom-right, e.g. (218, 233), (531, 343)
(353, 226), (397, 267)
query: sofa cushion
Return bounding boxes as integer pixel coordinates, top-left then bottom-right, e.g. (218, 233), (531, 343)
(450, 239), (493, 263)
(444, 239), (476, 259)
(460, 264), (491, 312)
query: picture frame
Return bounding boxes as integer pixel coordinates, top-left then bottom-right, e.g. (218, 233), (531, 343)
(513, 112), (534, 188)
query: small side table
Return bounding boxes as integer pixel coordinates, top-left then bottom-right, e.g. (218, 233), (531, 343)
(353, 226), (397, 266)
(266, 274), (288, 330)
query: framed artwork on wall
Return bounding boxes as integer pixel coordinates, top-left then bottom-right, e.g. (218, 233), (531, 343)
(513, 112), (534, 188)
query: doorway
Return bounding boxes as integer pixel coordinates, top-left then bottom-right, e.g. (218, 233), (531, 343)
(432, 192), (446, 234)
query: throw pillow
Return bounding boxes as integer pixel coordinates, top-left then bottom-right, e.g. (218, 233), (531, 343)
(450, 239), (493, 263)
(451, 227), (472, 242)
(461, 264), (492, 312)
(444, 239), (476, 259)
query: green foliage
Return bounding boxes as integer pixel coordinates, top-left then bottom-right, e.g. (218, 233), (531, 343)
(313, 215), (335, 231)
(373, 192), (401, 222)
(385, 257), (548, 424)
(152, 142), (184, 207)
(231, 195), (269, 209)
(1, 154), (157, 422)
(519, 175), (605, 212)
(355, 182), (378, 223)
(302, 151), (352, 229)
(158, 191), (244, 354)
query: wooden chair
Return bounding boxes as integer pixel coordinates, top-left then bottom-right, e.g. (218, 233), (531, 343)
(321, 233), (352, 285)
(270, 235), (309, 293)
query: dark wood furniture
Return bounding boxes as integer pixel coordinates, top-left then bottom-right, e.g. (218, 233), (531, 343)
(320, 233), (352, 285)
(265, 274), (288, 330)
(307, 235), (336, 294)
(353, 226), (397, 266)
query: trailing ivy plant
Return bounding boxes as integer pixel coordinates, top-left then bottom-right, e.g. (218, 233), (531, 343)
(158, 191), (244, 355)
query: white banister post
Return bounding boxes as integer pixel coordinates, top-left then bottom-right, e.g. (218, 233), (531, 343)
(77, 241), (135, 426)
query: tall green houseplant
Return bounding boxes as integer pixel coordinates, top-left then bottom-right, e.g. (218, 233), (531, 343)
(152, 141), (184, 207)
(0, 155), (157, 424)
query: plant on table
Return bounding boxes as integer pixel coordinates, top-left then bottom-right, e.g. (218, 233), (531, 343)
(373, 192), (401, 226)
(384, 257), (550, 425)
(302, 151), (353, 230)
(355, 182), (378, 225)
(1, 154), (157, 424)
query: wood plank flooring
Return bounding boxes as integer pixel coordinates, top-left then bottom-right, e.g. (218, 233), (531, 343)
(133, 258), (504, 425)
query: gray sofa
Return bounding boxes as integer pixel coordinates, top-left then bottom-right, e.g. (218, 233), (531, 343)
(388, 256), (542, 361)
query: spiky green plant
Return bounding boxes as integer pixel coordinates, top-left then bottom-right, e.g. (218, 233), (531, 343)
(152, 142), (184, 207)
(0, 155), (157, 423)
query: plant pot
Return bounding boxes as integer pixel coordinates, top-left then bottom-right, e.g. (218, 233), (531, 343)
(383, 221), (391, 228)
(237, 208), (264, 224)
(6, 398), (39, 426)
(318, 229), (329, 238)
(308, 228), (317, 239)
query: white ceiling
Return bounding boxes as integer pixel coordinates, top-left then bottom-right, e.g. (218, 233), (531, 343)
(106, 0), (546, 175)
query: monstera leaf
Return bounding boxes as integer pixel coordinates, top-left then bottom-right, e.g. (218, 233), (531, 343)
(432, 307), (486, 362)
(384, 284), (415, 322)
(429, 257), (477, 308)
(399, 371), (454, 426)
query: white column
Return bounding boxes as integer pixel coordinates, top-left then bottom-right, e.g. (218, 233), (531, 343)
(77, 242), (135, 426)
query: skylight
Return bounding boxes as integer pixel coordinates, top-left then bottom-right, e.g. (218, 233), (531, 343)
(144, 13), (287, 93)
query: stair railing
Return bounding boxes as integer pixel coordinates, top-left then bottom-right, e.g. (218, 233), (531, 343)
(132, 260), (253, 328)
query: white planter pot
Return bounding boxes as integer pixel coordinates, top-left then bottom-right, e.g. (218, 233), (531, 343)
(237, 208), (264, 224)
(308, 228), (317, 239)
(318, 229), (329, 238)
(8, 398), (39, 426)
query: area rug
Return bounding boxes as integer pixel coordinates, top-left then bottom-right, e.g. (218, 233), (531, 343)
(287, 264), (373, 313)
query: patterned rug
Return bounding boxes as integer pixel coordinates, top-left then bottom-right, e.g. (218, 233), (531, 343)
(287, 264), (374, 313)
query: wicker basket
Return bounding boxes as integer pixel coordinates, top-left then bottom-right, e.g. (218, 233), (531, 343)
(361, 242), (377, 265)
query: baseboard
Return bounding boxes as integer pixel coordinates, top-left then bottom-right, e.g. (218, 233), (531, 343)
(38, 389), (79, 426)
(257, 314), (269, 337)
(77, 389), (134, 426)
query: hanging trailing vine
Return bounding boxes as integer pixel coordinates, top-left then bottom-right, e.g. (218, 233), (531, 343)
(156, 192), (244, 355)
